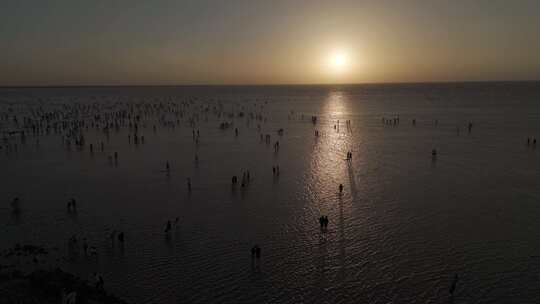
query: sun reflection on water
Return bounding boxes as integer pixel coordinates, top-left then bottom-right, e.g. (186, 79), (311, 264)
(305, 90), (361, 217)
(300, 89), (367, 287)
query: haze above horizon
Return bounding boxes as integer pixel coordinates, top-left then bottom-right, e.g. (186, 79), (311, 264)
(2, 0), (540, 86)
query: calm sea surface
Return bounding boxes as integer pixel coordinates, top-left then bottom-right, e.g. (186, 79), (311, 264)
(1, 83), (539, 303)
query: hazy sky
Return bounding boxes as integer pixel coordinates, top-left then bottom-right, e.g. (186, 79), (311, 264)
(1, 0), (540, 86)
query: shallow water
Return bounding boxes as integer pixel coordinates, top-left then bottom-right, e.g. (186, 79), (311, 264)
(1, 83), (540, 303)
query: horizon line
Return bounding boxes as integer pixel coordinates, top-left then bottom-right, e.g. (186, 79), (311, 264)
(1, 79), (539, 89)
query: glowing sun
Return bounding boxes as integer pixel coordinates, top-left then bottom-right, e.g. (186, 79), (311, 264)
(327, 51), (349, 73)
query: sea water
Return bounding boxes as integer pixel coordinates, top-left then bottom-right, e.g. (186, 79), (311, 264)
(1, 83), (539, 303)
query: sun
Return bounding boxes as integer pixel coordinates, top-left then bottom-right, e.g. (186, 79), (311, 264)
(327, 51), (349, 73)
(332, 53), (346, 68)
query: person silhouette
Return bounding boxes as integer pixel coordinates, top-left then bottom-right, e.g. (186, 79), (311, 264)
(449, 274), (459, 295)
(94, 272), (104, 290)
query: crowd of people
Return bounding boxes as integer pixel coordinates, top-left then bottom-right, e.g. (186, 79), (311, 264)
(3, 93), (530, 299)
